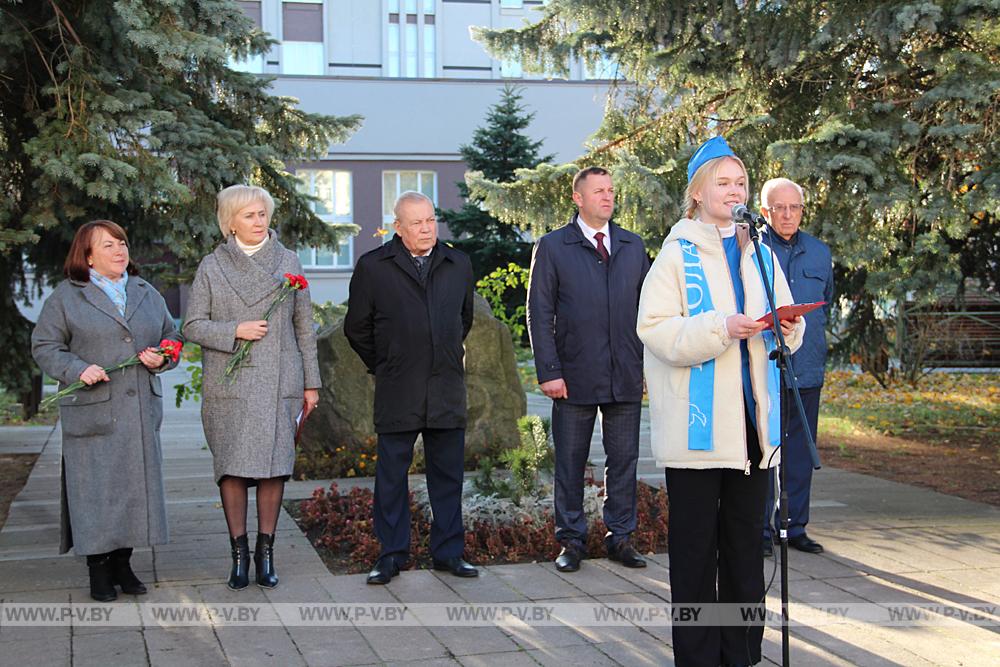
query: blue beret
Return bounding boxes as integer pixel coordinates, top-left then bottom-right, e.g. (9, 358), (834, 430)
(687, 136), (736, 183)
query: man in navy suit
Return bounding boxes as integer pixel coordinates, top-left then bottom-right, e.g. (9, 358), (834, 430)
(527, 167), (650, 572)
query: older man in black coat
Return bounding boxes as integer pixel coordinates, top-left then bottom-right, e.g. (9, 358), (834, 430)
(345, 190), (476, 584)
(527, 167), (650, 573)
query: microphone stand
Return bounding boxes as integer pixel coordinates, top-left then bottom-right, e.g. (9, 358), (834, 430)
(746, 218), (821, 667)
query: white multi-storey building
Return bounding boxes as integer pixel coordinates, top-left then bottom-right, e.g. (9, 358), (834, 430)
(235, 0), (613, 305)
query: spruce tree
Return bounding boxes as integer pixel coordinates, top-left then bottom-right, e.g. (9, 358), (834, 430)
(440, 84), (552, 280)
(468, 1), (1000, 380)
(0, 0), (362, 408)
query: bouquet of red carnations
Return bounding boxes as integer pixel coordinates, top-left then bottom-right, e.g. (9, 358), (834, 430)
(41, 339), (183, 410)
(223, 273), (308, 382)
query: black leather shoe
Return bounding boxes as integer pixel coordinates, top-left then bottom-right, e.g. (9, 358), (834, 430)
(110, 547), (147, 595)
(555, 545), (585, 572)
(762, 540), (774, 558)
(608, 541), (647, 568)
(788, 534), (824, 554)
(254, 533), (279, 589)
(366, 556), (400, 585)
(87, 553), (118, 602)
(227, 534), (250, 590)
(432, 557), (479, 578)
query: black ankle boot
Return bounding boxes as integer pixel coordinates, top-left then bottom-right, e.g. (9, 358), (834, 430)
(110, 547), (147, 595)
(228, 534), (250, 590)
(87, 553), (118, 602)
(254, 533), (278, 589)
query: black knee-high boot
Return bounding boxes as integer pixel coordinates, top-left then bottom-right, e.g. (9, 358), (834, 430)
(254, 533), (278, 589)
(87, 552), (117, 602)
(110, 547), (147, 595)
(228, 534), (250, 590)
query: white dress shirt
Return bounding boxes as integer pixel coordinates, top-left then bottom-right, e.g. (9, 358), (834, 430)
(576, 214), (611, 255)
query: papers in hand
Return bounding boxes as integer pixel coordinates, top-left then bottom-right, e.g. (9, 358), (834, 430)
(756, 301), (826, 328)
(295, 408), (307, 444)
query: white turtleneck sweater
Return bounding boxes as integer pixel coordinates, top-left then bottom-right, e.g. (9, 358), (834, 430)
(236, 235), (268, 256)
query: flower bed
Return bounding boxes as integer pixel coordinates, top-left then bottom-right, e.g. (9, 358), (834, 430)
(291, 478), (668, 574)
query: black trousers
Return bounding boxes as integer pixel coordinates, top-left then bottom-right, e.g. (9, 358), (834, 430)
(551, 400), (641, 548)
(373, 428), (466, 563)
(665, 411), (769, 667)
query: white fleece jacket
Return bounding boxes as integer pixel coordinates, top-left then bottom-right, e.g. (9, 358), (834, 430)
(637, 219), (805, 470)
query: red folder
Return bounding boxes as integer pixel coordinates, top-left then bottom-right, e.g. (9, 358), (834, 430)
(756, 302), (826, 328)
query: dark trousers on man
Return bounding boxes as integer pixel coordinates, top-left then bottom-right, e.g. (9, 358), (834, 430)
(551, 400), (641, 549)
(373, 428), (465, 565)
(764, 386), (821, 541)
(665, 411), (769, 667)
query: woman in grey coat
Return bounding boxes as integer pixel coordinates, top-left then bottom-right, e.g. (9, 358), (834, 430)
(31, 220), (180, 602)
(182, 185), (321, 591)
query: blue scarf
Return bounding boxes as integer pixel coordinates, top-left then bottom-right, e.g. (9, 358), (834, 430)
(681, 240), (783, 450)
(89, 269), (128, 316)
(680, 240), (715, 451)
(750, 249), (782, 447)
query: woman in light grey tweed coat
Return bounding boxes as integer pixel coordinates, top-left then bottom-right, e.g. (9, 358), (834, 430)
(182, 185), (321, 591)
(32, 220), (180, 602)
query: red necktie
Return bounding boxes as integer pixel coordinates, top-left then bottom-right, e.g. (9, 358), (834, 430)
(594, 231), (610, 264)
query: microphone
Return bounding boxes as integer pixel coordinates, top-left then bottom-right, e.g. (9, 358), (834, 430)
(731, 204), (768, 227)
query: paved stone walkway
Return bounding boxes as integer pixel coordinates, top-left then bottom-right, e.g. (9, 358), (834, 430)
(0, 367), (998, 665)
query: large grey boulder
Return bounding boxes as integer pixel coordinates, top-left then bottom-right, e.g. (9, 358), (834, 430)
(298, 294), (526, 464)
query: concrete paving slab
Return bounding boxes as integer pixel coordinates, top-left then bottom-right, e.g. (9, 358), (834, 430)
(285, 626), (379, 667)
(381, 659), (461, 667)
(440, 566), (527, 603)
(427, 625), (521, 656)
(594, 634), (677, 666)
(385, 568), (464, 603)
(72, 629), (147, 667)
(501, 620), (592, 652)
(145, 627), (229, 667)
(0, 635), (71, 665)
(357, 626), (448, 663)
(549, 560), (644, 597)
(525, 641), (619, 666)
(489, 563), (585, 600)
(212, 626), (307, 667)
(591, 557), (671, 600)
(760, 629), (855, 666)
(458, 650), (540, 667)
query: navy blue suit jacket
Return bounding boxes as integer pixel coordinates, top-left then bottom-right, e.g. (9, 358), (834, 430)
(527, 216), (650, 404)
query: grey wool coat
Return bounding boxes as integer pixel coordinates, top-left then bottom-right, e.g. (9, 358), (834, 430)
(182, 231), (321, 484)
(31, 276), (180, 556)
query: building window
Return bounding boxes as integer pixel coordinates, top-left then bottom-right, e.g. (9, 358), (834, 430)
(386, 0), (435, 77)
(500, 58), (522, 78)
(295, 169), (353, 268)
(500, 0), (524, 8)
(382, 170), (438, 241)
(231, 1), (264, 73)
(583, 51), (618, 80)
(282, 0), (324, 76)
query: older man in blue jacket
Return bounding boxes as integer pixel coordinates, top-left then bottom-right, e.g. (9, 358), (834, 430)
(527, 166), (650, 572)
(760, 178), (835, 556)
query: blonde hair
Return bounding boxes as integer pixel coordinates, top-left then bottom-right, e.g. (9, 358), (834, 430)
(216, 185), (275, 237)
(684, 155), (749, 219)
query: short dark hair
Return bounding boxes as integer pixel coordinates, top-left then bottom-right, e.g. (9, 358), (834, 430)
(572, 166), (611, 193)
(64, 220), (139, 282)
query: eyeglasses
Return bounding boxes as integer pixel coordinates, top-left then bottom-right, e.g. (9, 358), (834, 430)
(766, 204), (804, 215)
